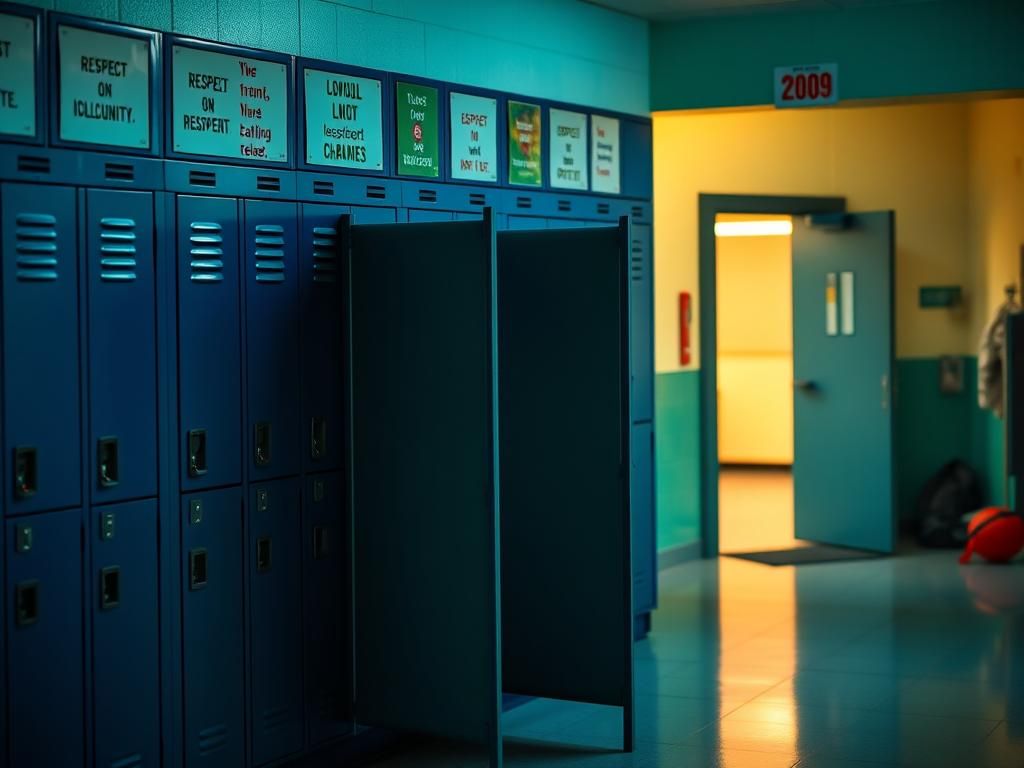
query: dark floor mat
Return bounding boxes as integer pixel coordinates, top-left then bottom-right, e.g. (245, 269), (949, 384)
(725, 544), (883, 566)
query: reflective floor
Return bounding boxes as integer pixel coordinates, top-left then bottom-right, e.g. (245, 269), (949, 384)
(718, 467), (801, 553)
(369, 550), (1024, 767)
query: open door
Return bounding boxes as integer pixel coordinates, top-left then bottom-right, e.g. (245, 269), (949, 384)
(792, 211), (895, 553)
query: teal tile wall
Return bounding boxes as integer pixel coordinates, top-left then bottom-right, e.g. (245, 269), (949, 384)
(24, 0), (650, 115)
(655, 371), (701, 552)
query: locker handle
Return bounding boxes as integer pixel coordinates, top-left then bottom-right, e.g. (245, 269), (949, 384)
(100, 566), (120, 610)
(13, 446), (37, 499)
(313, 526), (328, 560)
(15, 580), (39, 626)
(311, 417), (327, 461)
(98, 436), (119, 488)
(254, 422), (272, 467)
(257, 537), (272, 572)
(189, 548), (208, 590)
(188, 430), (207, 477)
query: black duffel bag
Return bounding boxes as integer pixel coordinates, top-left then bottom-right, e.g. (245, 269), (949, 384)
(916, 460), (984, 548)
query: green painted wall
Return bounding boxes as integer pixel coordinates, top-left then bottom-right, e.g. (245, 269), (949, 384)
(655, 371), (700, 551)
(655, 357), (1007, 554)
(650, 0), (1024, 112)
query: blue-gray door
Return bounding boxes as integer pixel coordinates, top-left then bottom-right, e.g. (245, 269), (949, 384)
(792, 212), (895, 553)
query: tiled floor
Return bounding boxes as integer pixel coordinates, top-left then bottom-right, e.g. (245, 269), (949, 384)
(369, 550), (1024, 767)
(719, 467), (802, 553)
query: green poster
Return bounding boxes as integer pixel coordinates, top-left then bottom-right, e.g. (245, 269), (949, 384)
(396, 81), (438, 178)
(508, 101), (542, 186)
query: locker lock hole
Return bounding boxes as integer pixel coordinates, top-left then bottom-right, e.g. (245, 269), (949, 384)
(14, 446), (37, 499)
(15, 580), (39, 626)
(257, 537), (272, 572)
(188, 430), (207, 477)
(100, 566), (120, 610)
(189, 548), (208, 590)
(98, 437), (119, 488)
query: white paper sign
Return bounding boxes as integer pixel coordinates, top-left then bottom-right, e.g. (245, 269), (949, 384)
(591, 114), (620, 194)
(826, 272), (838, 336)
(774, 63), (838, 109)
(0, 13), (37, 137)
(841, 271), (855, 336)
(59, 25), (151, 148)
(450, 92), (497, 182)
(549, 108), (587, 191)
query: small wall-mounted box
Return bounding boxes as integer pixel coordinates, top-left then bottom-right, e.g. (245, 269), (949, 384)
(919, 285), (962, 308)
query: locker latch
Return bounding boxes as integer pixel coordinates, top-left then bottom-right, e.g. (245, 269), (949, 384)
(313, 526), (329, 560)
(311, 417), (327, 461)
(15, 580), (39, 626)
(188, 430), (207, 477)
(254, 422), (272, 467)
(15, 525), (32, 553)
(313, 478), (325, 503)
(13, 446), (37, 499)
(101, 512), (116, 541)
(257, 537), (272, 572)
(98, 436), (119, 488)
(100, 566), (120, 610)
(189, 548), (208, 590)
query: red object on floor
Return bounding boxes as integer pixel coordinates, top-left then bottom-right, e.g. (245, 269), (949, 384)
(959, 507), (1024, 564)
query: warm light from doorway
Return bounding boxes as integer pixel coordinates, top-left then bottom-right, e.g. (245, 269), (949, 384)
(714, 220), (794, 237)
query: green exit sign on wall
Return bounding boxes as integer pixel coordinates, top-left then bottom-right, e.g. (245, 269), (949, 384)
(919, 285), (962, 308)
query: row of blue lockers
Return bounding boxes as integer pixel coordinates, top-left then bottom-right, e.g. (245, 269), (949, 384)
(0, 4), (653, 197)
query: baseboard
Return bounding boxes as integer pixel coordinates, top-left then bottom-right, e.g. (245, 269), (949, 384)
(658, 540), (702, 569)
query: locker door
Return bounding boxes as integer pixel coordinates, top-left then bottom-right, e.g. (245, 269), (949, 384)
(303, 472), (352, 746)
(177, 196), (242, 490)
(630, 423), (655, 615)
(2, 183), (80, 515)
(93, 499), (159, 768)
(87, 189), (158, 504)
(630, 224), (653, 422)
(350, 206), (397, 224)
(299, 204), (348, 473)
(507, 215), (547, 230)
(250, 477), (303, 764)
(244, 201), (301, 481)
(6, 510), (84, 767)
(406, 209), (454, 222)
(182, 487), (244, 768)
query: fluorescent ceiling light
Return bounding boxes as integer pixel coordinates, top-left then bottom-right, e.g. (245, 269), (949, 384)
(715, 220), (793, 237)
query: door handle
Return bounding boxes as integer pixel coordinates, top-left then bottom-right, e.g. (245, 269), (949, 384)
(881, 374), (889, 410)
(794, 379), (818, 392)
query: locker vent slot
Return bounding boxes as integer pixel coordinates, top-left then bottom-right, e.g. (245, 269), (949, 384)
(188, 170), (217, 187)
(417, 188), (437, 203)
(110, 753), (143, 768)
(104, 162), (135, 182)
(189, 222), (225, 283)
(312, 226), (338, 284)
(365, 184), (386, 200)
(631, 240), (644, 282)
(469, 193), (486, 207)
(14, 212), (59, 282)
(557, 199), (572, 212)
(254, 224), (286, 283)
(632, 206), (644, 221)
(257, 175), (281, 192)
(313, 179), (335, 196)
(17, 154), (50, 174)
(516, 196), (532, 210)
(99, 217), (138, 282)
(198, 723), (228, 756)
(597, 203), (611, 215)
(262, 706), (292, 732)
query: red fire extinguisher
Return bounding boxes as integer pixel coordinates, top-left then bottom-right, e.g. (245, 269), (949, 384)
(679, 292), (692, 366)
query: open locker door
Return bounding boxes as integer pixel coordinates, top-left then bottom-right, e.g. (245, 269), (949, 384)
(792, 211), (896, 553)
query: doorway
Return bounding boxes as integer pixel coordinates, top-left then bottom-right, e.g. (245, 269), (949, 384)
(715, 213), (798, 553)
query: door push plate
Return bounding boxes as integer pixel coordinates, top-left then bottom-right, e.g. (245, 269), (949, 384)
(254, 422), (272, 467)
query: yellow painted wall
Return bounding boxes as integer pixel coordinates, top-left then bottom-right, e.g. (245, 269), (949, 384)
(653, 101), (974, 373)
(716, 224), (793, 464)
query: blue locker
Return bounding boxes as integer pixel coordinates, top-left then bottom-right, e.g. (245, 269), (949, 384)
(630, 424), (655, 616)
(249, 477), (304, 764)
(299, 204), (349, 473)
(507, 215), (548, 230)
(182, 487), (244, 768)
(406, 209), (454, 222)
(350, 206), (397, 224)
(87, 189), (158, 504)
(92, 499), (160, 768)
(6, 510), (83, 767)
(631, 223), (653, 422)
(177, 196), (242, 491)
(244, 200), (302, 481)
(302, 471), (352, 747)
(1, 183), (80, 515)
(547, 218), (587, 228)
(455, 212), (484, 221)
